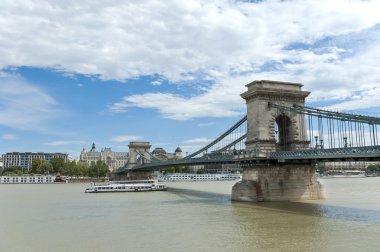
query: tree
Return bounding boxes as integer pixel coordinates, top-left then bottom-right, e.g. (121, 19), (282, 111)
(31, 159), (44, 174)
(196, 168), (206, 174)
(77, 162), (89, 177)
(176, 166), (190, 173)
(87, 160), (108, 177)
(367, 163), (380, 172)
(1, 166), (23, 176)
(162, 167), (175, 174)
(61, 161), (77, 177)
(41, 160), (53, 174)
(50, 158), (65, 174)
(97, 160), (109, 177)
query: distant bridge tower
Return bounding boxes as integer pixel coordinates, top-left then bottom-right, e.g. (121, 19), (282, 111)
(241, 80), (310, 157)
(111, 142), (153, 181)
(233, 80), (323, 202)
(127, 142), (152, 168)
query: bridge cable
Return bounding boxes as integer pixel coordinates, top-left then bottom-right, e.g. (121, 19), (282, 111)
(184, 115), (247, 159)
(308, 113), (312, 148)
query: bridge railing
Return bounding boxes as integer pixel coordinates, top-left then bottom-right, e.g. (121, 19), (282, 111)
(271, 145), (380, 160)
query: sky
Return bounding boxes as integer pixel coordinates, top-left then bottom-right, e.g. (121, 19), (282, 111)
(1, 0), (380, 159)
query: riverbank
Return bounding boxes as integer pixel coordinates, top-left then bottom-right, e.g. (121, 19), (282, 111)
(67, 178), (108, 183)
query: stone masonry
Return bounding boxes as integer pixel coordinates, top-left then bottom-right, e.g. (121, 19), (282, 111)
(232, 80), (323, 201)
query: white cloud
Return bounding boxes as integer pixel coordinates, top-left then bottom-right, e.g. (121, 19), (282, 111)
(1, 134), (16, 140)
(151, 80), (162, 86)
(197, 122), (214, 127)
(1, 0), (380, 119)
(323, 86), (380, 112)
(110, 135), (143, 143)
(0, 76), (62, 131)
(46, 140), (86, 146)
(110, 90), (245, 120)
(184, 138), (212, 144)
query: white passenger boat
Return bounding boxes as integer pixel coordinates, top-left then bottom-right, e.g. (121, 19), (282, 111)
(84, 180), (167, 193)
(0, 175), (54, 184)
(325, 170), (366, 178)
(158, 173), (242, 182)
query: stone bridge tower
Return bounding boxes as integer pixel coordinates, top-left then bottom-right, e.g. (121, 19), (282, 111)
(241, 80), (310, 157)
(232, 80), (323, 202)
(111, 141), (153, 181)
(127, 142), (152, 168)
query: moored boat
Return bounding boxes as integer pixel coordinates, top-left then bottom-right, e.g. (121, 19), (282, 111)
(84, 180), (167, 193)
(0, 175), (54, 184)
(53, 175), (68, 183)
(158, 173), (242, 182)
(324, 170), (366, 178)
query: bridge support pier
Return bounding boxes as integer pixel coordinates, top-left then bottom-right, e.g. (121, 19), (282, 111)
(231, 163), (323, 202)
(110, 171), (154, 181)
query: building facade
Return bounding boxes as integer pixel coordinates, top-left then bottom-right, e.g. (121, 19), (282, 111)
(151, 146), (183, 160)
(2, 152), (68, 171)
(79, 143), (129, 172)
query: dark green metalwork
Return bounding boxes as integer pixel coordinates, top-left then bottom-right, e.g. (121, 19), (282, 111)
(115, 103), (380, 174)
(269, 103), (380, 124)
(271, 146), (380, 160)
(184, 115), (247, 159)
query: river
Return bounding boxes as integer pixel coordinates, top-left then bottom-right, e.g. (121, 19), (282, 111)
(0, 178), (379, 252)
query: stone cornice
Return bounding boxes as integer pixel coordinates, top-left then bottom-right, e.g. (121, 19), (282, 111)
(246, 80), (303, 88)
(241, 88), (310, 103)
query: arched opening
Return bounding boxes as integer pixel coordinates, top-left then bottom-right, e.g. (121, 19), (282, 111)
(275, 114), (291, 151)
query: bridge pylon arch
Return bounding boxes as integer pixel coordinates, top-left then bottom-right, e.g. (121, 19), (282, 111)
(233, 80), (323, 202)
(241, 80), (310, 157)
(127, 142), (152, 168)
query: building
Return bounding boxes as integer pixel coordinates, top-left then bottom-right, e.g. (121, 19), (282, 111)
(2, 152), (68, 171)
(79, 143), (129, 172)
(0, 156), (3, 173)
(151, 146), (183, 160)
(318, 161), (376, 171)
(203, 163), (241, 173)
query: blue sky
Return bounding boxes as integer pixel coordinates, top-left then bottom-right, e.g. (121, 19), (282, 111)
(1, 0), (380, 159)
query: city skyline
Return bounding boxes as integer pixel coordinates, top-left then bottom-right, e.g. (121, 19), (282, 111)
(1, 0), (380, 159)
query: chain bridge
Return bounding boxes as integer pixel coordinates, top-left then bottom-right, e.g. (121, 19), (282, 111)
(113, 80), (380, 202)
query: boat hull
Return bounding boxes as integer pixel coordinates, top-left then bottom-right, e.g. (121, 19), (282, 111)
(84, 180), (167, 193)
(158, 173), (242, 182)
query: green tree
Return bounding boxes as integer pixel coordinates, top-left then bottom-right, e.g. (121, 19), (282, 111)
(50, 158), (65, 174)
(196, 168), (206, 174)
(176, 166), (190, 173)
(41, 160), (53, 174)
(367, 163), (380, 172)
(88, 161), (97, 177)
(61, 161), (77, 177)
(31, 159), (44, 174)
(96, 160), (109, 177)
(87, 160), (108, 177)
(162, 167), (175, 174)
(77, 162), (89, 177)
(1, 166), (23, 176)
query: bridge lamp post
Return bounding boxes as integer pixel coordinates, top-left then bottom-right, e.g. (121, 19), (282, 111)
(343, 137), (348, 148)
(320, 139), (324, 149)
(314, 136), (319, 149)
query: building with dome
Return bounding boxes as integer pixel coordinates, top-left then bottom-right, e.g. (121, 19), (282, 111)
(79, 143), (184, 171)
(79, 143), (129, 172)
(151, 146), (182, 160)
